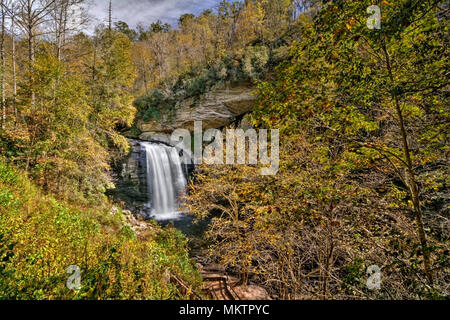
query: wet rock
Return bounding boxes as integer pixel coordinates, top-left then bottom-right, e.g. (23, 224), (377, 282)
(109, 139), (149, 213)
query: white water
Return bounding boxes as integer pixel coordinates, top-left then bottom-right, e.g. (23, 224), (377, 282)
(142, 142), (187, 221)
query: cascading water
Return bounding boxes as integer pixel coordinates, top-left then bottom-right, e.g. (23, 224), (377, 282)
(141, 142), (187, 221)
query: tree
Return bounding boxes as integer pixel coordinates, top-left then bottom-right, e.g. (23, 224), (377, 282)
(313, 0), (448, 285)
(1, 0), (5, 129)
(187, 0), (448, 299)
(114, 21), (138, 42)
(48, 0), (88, 61)
(178, 13), (195, 29)
(132, 41), (153, 93)
(108, 0), (112, 29)
(90, 28), (137, 155)
(4, 0), (57, 106)
(150, 20), (171, 33)
(10, 2), (17, 124)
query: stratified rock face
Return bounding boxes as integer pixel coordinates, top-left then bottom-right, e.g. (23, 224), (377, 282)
(139, 132), (172, 144)
(137, 85), (256, 133)
(111, 139), (195, 218)
(114, 85), (255, 217)
(111, 139), (149, 214)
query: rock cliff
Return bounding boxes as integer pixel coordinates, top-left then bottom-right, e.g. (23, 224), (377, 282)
(136, 84), (256, 138)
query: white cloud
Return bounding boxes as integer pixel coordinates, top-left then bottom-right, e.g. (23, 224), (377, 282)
(86, 0), (221, 30)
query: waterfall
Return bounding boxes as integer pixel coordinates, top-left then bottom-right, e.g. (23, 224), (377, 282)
(141, 142), (187, 221)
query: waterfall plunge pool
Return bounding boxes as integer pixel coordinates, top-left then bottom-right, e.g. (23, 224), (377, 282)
(141, 142), (187, 221)
(140, 141), (209, 238)
(111, 139), (208, 238)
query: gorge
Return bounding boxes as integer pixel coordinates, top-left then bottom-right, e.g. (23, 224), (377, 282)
(116, 83), (258, 224)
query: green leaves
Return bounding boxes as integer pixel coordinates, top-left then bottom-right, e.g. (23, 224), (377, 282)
(186, 0), (449, 299)
(0, 162), (201, 300)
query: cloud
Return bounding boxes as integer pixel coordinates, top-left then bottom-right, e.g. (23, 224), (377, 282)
(86, 0), (221, 30)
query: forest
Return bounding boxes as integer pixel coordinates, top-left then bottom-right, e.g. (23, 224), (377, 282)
(0, 0), (448, 300)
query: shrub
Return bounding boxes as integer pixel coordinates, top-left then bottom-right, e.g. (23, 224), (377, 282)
(0, 162), (201, 300)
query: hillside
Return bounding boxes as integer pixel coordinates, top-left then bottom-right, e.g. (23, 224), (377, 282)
(0, 161), (201, 299)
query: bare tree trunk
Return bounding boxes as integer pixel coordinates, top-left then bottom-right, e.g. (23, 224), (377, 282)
(92, 39), (97, 82)
(143, 67), (148, 93)
(382, 40), (433, 285)
(54, 0), (68, 61)
(1, 0), (6, 130)
(12, 0), (58, 105)
(25, 0), (36, 105)
(61, 1), (68, 58)
(50, 0), (88, 61)
(27, 23), (35, 105)
(11, 10), (17, 125)
(56, 5), (63, 60)
(108, 0), (112, 31)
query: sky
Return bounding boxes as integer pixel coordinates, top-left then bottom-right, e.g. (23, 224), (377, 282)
(86, 0), (223, 30)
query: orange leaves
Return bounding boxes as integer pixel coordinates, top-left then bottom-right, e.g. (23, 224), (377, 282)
(346, 18), (356, 31)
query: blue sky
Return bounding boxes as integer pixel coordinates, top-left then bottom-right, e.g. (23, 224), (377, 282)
(86, 0), (223, 29)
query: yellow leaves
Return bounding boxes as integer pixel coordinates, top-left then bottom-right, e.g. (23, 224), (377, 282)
(0, 160), (203, 299)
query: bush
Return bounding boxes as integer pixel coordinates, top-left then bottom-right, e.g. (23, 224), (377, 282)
(0, 162), (201, 300)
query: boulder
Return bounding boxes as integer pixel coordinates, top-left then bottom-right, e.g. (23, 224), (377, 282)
(233, 284), (271, 300)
